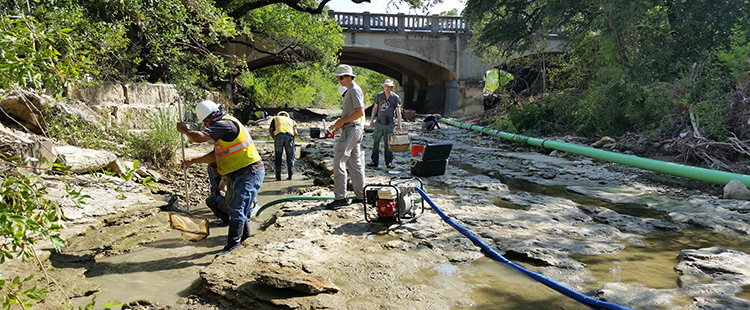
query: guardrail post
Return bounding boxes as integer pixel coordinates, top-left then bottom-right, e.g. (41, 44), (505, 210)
(363, 11), (370, 31)
(431, 14), (439, 34)
(398, 13), (405, 33)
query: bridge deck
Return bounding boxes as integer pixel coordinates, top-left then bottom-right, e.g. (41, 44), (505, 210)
(329, 10), (467, 34)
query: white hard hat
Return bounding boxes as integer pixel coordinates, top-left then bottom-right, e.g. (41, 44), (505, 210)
(195, 100), (220, 121)
(338, 86), (347, 96)
(277, 111), (290, 118)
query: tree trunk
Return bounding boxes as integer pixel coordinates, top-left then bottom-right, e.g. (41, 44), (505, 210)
(607, 11), (628, 64)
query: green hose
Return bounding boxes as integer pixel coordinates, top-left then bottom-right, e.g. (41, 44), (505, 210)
(252, 195), (355, 218)
(441, 118), (750, 188)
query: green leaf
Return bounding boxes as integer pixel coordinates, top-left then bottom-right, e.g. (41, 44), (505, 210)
(8, 215), (25, 223)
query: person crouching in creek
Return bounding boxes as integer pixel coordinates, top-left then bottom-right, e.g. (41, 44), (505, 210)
(176, 100), (265, 257)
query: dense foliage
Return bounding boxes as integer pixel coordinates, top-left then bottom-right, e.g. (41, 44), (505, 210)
(0, 0), (343, 98)
(240, 63), (389, 108)
(1, 0), (357, 308)
(465, 0), (750, 141)
(0, 157), (96, 309)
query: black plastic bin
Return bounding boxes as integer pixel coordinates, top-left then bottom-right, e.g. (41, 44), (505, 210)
(310, 127), (320, 138)
(410, 142), (453, 176)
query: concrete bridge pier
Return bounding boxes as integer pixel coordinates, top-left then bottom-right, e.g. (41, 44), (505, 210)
(400, 79), (482, 115)
(455, 80), (485, 115)
(400, 78), (415, 111)
(401, 85), (413, 109)
(419, 80), (483, 116)
(444, 81), (458, 114)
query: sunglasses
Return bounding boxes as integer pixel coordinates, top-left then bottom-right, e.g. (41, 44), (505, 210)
(337, 76), (348, 81)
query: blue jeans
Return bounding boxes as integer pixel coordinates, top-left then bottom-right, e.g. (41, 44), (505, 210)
(208, 165), (223, 194)
(220, 169), (265, 223)
(206, 165), (227, 222)
(274, 133), (295, 168)
(371, 123), (395, 165)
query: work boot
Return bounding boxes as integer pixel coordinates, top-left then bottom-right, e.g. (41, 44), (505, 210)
(287, 166), (293, 180)
(325, 199), (350, 210)
(275, 166), (282, 181)
(241, 221), (251, 242)
(216, 220), (244, 257)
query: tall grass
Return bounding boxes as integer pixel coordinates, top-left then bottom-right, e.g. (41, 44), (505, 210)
(126, 106), (180, 168)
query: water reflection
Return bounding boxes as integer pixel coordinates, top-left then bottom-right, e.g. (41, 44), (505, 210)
(68, 157), (750, 310)
(70, 176), (312, 308)
(571, 230), (750, 291)
(430, 258), (591, 310)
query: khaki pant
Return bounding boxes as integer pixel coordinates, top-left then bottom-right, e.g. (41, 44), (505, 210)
(333, 126), (365, 200)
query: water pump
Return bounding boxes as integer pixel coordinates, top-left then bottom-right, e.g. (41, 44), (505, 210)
(362, 177), (425, 223)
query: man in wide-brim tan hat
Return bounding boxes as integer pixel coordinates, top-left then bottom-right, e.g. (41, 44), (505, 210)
(326, 64), (366, 209)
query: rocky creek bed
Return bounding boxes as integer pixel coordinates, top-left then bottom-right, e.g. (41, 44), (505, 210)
(3, 117), (750, 310)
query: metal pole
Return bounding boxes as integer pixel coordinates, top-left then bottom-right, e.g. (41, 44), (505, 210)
(177, 99), (191, 214)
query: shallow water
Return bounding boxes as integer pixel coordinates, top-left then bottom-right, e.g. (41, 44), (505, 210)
(71, 168), (750, 309)
(70, 176), (314, 308)
(402, 258), (590, 309)
(81, 231), (224, 308)
(572, 230), (750, 290)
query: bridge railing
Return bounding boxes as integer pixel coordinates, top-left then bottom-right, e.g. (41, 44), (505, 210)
(329, 10), (468, 34)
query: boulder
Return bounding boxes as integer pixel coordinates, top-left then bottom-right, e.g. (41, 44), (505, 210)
(0, 90), (49, 133)
(20, 140), (58, 170)
(136, 167), (161, 182)
(591, 136), (616, 148)
(107, 157), (130, 177)
(723, 180), (750, 201)
(125, 84), (163, 105)
(676, 247), (750, 277)
(55, 145), (117, 173)
(0, 121), (34, 143)
(251, 267), (339, 294)
(82, 81), (126, 104)
(155, 84), (180, 104)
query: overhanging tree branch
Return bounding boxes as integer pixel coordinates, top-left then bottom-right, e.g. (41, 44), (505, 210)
(228, 0), (332, 19)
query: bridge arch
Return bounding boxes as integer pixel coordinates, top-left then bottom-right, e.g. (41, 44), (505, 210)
(220, 12), (566, 116)
(340, 45), (453, 112)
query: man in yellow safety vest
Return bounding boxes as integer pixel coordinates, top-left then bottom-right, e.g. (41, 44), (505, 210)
(268, 111), (298, 180)
(176, 100), (265, 257)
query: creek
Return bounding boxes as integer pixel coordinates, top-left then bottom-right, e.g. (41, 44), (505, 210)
(67, 178), (314, 309)
(68, 169), (750, 309)
(55, 121), (750, 310)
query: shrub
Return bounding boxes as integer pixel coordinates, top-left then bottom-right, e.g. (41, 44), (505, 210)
(45, 108), (128, 153)
(126, 106), (180, 168)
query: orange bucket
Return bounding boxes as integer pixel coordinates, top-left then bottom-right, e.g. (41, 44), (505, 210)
(412, 145), (424, 157)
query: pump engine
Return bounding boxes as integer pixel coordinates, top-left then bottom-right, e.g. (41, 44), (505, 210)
(362, 177), (424, 223)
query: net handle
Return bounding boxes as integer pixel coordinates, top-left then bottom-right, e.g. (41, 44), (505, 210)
(177, 99), (191, 214)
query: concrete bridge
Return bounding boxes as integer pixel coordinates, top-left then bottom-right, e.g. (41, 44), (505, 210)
(331, 11), (485, 115)
(222, 11), (566, 116)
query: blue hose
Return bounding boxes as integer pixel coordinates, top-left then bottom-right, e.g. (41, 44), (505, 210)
(414, 187), (633, 310)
